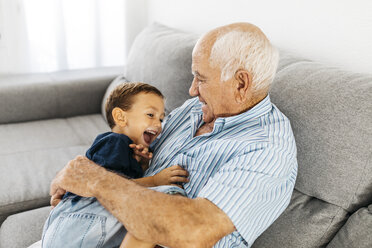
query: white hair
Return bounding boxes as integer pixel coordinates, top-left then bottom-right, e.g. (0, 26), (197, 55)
(209, 30), (279, 92)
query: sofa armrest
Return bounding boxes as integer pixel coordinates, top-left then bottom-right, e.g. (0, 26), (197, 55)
(0, 66), (123, 124)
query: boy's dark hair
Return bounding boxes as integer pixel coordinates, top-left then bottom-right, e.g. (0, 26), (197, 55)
(105, 82), (164, 129)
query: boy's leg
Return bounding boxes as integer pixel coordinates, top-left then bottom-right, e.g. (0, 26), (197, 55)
(120, 233), (155, 248)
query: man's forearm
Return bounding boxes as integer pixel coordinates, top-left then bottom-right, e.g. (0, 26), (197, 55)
(94, 170), (235, 248)
(51, 156), (235, 247)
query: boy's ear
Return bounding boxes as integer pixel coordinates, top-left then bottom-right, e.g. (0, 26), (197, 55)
(112, 107), (127, 127)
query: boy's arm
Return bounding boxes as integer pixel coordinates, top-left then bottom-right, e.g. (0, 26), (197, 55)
(132, 165), (189, 187)
(131, 176), (156, 187)
(129, 144), (189, 187)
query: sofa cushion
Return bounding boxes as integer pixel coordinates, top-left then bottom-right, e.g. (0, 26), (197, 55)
(125, 23), (198, 114)
(270, 51), (372, 212)
(0, 114), (109, 226)
(327, 204), (372, 248)
(101, 75), (129, 121)
(0, 206), (50, 248)
(253, 190), (348, 248)
(0, 67), (123, 124)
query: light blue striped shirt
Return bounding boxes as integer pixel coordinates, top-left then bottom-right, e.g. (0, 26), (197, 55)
(145, 95), (297, 247)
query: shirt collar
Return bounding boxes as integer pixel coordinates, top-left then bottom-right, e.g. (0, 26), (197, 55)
(191, 95), (273, 130)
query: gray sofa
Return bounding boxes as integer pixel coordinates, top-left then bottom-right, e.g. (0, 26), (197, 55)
(0, 23), (371, 248)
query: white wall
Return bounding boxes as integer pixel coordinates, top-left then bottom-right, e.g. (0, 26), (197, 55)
(145, 0), (372, 75)
(0, 0), (127, 74)
(125, 0), (148, 56)
(1, 0), (370, 74)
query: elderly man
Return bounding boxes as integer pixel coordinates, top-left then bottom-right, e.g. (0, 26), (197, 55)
(50, 23), (297, 248)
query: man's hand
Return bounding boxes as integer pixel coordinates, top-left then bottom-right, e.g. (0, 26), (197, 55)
(50, 155), (106, 207)
(153, 165), (189, 186)
(50, 188), (66, 208)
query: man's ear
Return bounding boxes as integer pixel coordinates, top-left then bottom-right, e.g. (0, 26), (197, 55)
(234, 69), (252, 103)
(112, 107), (127, 127)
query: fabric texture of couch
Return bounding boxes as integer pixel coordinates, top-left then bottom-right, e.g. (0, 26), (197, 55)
(0, 23), (371, 248)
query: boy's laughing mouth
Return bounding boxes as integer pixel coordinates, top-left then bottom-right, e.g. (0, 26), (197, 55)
(143, 129), (159, 146)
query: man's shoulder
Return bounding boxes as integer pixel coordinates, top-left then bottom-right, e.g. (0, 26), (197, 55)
(168, 97), (200, 117)
(258, 104), (297, 163)
(257, 102), (292, 132)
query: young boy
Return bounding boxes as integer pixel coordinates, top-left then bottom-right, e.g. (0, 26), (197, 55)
(41, 82), (188, 248)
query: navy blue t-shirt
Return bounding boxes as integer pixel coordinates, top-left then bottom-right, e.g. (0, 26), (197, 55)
(64, 132), (143, 199)
(86, 132), (143, 178)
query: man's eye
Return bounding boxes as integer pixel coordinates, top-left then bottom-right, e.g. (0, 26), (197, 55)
(147, 113), (154, 117)
(194, 76), (204, 82)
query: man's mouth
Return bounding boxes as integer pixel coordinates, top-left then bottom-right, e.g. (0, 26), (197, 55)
(201, 101), (208, 112)
(143, 129), (158, 145)
(199, 98), (207, 108)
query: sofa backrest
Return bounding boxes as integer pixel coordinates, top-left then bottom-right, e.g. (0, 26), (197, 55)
(255, 51), (372, 247)
(124, 23), (372, 247)
(271, 51), (372, 213)
(125, 23), (197, 115)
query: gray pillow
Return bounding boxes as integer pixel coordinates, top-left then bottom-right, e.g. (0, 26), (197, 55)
(101, 75), (129, 122)
(125, 23), (198, 114)
(270, 50), (372, 212)
(327, 204), (372, 248)
(253, 190), (348, 248)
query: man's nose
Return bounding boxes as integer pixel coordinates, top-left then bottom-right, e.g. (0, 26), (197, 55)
(189, 79), (199, 96)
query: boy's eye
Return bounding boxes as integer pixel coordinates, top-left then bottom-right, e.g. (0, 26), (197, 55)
(147, 113), (154, 117)
(160, 119), (164, 123)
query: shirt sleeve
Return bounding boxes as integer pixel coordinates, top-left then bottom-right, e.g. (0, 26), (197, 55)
(86, 134), (143, 178)
(197, 146), (297, 245)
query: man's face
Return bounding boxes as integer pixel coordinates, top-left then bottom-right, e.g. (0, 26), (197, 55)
(189, 45), (235, 123)
(121, 92), (165, 147)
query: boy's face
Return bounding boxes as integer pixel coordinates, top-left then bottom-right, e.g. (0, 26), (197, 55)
(115, 92), (165, 147)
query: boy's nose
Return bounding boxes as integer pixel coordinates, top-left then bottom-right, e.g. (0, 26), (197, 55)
(154, 120), (162, 128)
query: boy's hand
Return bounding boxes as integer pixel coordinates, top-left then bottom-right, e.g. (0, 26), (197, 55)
(129, 144), (153, 161)
(153, 165), (189, 186)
